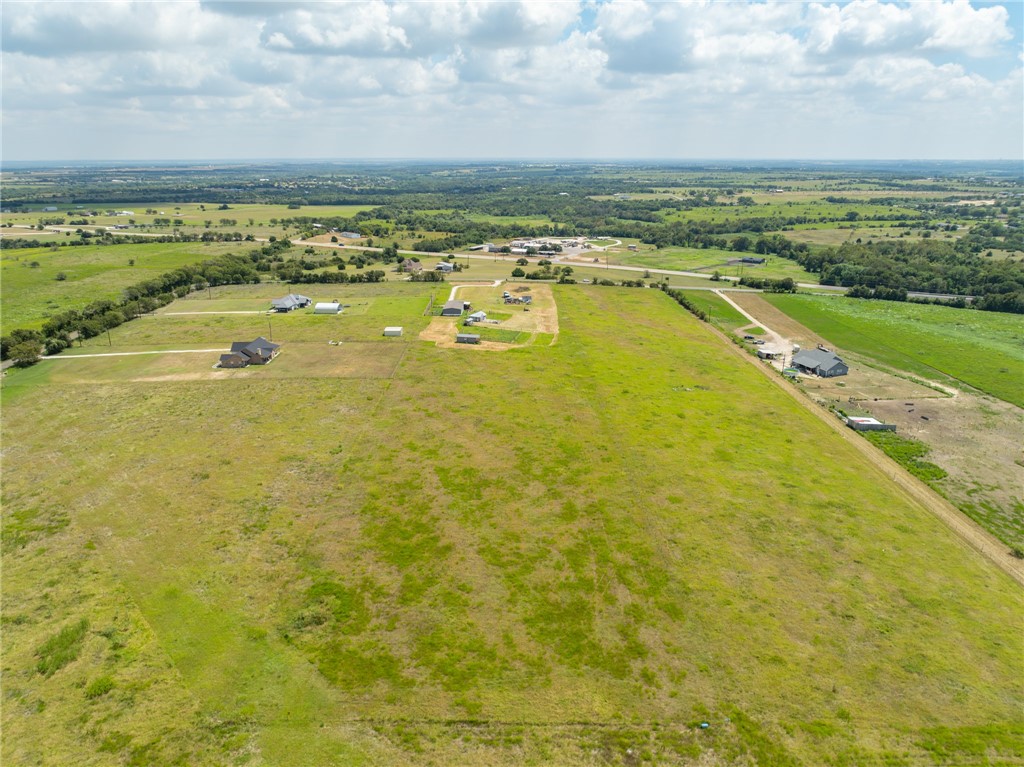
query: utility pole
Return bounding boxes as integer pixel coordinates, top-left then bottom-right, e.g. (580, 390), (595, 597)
(267, 315), (273, 342)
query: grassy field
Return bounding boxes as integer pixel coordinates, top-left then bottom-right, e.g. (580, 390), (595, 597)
(762, 294), (1024, 408)
(607, 246), (817, 282)
(675, 289), (752, 332)
(1, 241), (243, 330)
(2, 284), (1021, 765)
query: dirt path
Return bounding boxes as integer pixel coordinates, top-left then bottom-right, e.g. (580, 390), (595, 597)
(704, 322), (1024, 586)
(448, 280), (501, 301)
(714, 289), (791, 359)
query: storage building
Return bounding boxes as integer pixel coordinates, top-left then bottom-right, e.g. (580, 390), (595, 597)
(792, 349), (849, 377)
(440, 300), (464, 317)
(456, 333), (480, 345)
(313, 302), (342, 314)
(383, 327), (403, 337)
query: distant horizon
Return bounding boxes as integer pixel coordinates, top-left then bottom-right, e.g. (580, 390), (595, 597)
(4, 158), (1023, 169)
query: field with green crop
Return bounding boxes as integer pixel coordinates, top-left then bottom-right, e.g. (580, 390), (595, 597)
(3, 284), (1021, 766)
(609, 246), (816, 281)
(675, 289), (752, 332)
(1, 241), (243, 330)
(762, 294), (1024, 408)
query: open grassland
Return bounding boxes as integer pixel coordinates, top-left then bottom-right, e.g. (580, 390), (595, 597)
(3, 285), (1022, 766)
(1, 241), (243, 330)
(762, 294), (1024, 408)
(606, 246), (816, 281)
(675, 290), (752, 333)
(660, 200), (919, 226)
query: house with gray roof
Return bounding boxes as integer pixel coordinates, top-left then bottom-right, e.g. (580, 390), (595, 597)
(219, 337), (280, 368)
(270, 294), (311, 312)
(792, 348), (848, 377)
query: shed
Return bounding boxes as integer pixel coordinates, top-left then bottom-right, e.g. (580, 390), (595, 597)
(440, 300), (464, 317)
(846, 416), (896, 432)
(468, 310), (487, 322)
(383, 327), (403, 337)
(435, 261), (455, 273)
(456, 333), (481, 345)
(313, 302), (342, 314)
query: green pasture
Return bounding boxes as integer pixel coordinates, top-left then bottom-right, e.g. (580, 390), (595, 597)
(764, 294), (1024, 408)
(609, 246), (817, 282)
(1, 241), (243, 330)
(660, 200), (920, 225)
(675, 289), (752, 332)
(3, 285), (1021, 765)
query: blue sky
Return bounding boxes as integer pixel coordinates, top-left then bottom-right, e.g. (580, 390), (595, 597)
(2, 0), (1021, 161)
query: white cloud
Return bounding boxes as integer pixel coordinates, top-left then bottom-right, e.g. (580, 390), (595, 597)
(0, 0), (1020, 160)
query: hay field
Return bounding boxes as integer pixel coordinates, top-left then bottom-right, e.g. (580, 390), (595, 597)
(2, 285), (1021, 766)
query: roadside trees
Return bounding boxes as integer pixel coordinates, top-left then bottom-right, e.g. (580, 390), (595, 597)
(9, 341), (41, 367)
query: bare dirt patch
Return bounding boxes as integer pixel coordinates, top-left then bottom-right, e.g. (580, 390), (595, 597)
(420, 284), (559, 349)
(866, 393), (1024, 547)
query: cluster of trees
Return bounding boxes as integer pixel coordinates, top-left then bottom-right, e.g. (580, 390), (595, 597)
(737, 276), (797, 292)
(283, 269), (386, 284)
(847, 284), (910, 302)
(766, 239), (1024, 312)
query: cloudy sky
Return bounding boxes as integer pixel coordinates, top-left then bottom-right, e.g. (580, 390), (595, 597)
(2, 0), (1021, 161)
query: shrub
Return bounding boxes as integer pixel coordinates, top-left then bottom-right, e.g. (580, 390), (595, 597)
(36, 619), (89, 677)
(85, 675), (115, 699)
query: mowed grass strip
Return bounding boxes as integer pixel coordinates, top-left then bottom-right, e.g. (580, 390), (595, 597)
(763, 293), (1024, 407)
(1, 285), (1021, 765)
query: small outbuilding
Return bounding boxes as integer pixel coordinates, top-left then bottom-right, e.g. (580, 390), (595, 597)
(435, 261), (456, 273)
(468, 310), (487, 322)
(792, 349), (849, 377)
(441, 299), (464, 317)
(313, 302), (342, 314)
(846, 416), (896, 432)
(271, 294), (312, 312)
(456, 333), (480, 345)
(383, 327), (403, 337)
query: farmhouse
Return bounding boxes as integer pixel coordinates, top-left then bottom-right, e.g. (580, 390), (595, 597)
(792, 349), (849, 377)
(271, 294), (311, 312)
(313, 302), (342, 314)
(441, 300), (464, 317)
(399, 259), (423, 273)
(456, 333), (481, 345)
(219, 337), (280, 368)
